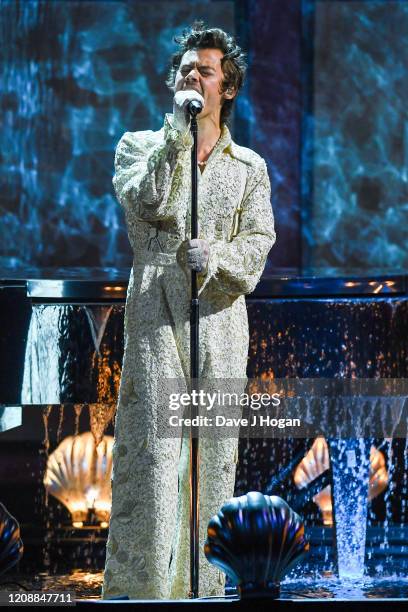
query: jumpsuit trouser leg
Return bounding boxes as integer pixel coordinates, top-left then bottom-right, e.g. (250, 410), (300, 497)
(102, 262), (187, 599)
(167, 291), (248, 599)
(168, 428), (241, 598)
(101, 368), (183, 599)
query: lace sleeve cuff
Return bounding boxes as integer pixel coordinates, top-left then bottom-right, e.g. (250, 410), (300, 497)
(163, 113), (193, 151)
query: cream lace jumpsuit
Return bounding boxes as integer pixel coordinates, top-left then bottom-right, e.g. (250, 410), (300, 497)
(102, 114), (276, 599)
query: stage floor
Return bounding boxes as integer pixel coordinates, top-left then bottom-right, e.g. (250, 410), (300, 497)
(2, 573), (408, 609)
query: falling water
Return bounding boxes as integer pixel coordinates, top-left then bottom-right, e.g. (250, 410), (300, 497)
(22, 306), (61, 404)
(0, 406), (22, 433)
(21, 304), (115, 405)
(74, 405), (83, 436)
(328, 437), (371, 579)
(403, 436), (408, 525)
(42, 405), (53, 569)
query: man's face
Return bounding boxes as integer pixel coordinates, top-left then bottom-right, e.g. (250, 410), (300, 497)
(174, 48), (235, 123)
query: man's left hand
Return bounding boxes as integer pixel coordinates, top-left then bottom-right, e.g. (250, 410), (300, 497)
(186, 238), (209, 273)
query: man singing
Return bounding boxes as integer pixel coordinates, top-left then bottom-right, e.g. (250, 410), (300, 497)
(102, 22), (276, 600)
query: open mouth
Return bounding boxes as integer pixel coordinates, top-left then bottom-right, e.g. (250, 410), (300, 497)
(183, 86), (202, 95)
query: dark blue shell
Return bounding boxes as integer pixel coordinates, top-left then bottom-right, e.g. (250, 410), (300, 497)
(204, 491), (309, 598)
(0, 503), (24, 576)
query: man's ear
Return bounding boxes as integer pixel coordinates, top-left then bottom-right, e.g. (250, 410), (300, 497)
(223, 87), (236, 100)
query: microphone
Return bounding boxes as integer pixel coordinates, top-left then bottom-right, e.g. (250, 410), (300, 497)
(187, 99), (203, 116)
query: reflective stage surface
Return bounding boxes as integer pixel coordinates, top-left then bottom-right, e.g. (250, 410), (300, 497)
(2, 572), (408, 602)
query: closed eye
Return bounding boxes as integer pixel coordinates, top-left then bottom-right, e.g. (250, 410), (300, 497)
(180, 66), (214, 76)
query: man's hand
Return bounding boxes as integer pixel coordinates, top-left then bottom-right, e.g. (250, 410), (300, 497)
(173, 90), (205, 134)
(186, 238), (209, 274)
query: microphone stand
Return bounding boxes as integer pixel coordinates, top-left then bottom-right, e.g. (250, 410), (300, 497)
(188, 103), (201, 599)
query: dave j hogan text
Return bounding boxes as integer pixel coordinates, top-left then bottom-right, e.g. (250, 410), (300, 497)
(168, 414), (301, 428)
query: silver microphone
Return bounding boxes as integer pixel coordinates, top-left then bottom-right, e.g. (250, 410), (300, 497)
(187, 99), (203, 116)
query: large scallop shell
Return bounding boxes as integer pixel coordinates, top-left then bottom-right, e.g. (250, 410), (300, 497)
(293, 437), (388, 525)
(293, 436), (332, 525)
(0, 503), (23, 576)
(43, 432), (113, 525)
(204, 491), (309, 598)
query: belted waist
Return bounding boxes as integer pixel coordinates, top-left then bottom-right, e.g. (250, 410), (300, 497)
(133, 249), (178, 266)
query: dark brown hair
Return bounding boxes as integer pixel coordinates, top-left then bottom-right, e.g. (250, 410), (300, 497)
(166, 21), (247, 125)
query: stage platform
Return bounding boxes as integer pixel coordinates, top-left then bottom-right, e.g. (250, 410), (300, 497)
(78, 596), (408, 610)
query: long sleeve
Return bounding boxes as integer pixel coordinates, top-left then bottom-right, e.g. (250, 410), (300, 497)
(198, 158), (276, 298)
(112, 114), (192, 222)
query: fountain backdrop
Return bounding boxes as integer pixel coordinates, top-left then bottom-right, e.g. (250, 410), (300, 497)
(2, 0), (407, 269)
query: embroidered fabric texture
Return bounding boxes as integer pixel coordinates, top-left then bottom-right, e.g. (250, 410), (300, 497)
(102, 114), (276, 600)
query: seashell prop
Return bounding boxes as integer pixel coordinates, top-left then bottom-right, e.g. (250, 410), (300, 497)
(204, 491), (309, 599)
(0, 503), (23, 576)
(43, 432), (113, 527)
(369, 445), (388, 500)
(293, 437), (332, 525)
(293, 437), (388, 525)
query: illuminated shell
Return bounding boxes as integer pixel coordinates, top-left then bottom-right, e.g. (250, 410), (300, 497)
(294, 438), (388, 525)
(43, 432), (113, 525)
(204, 491), (309, 598)
(0, 503), (23, 576)
(368, 445), (388, 499)
(293, 437), (332, 525)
